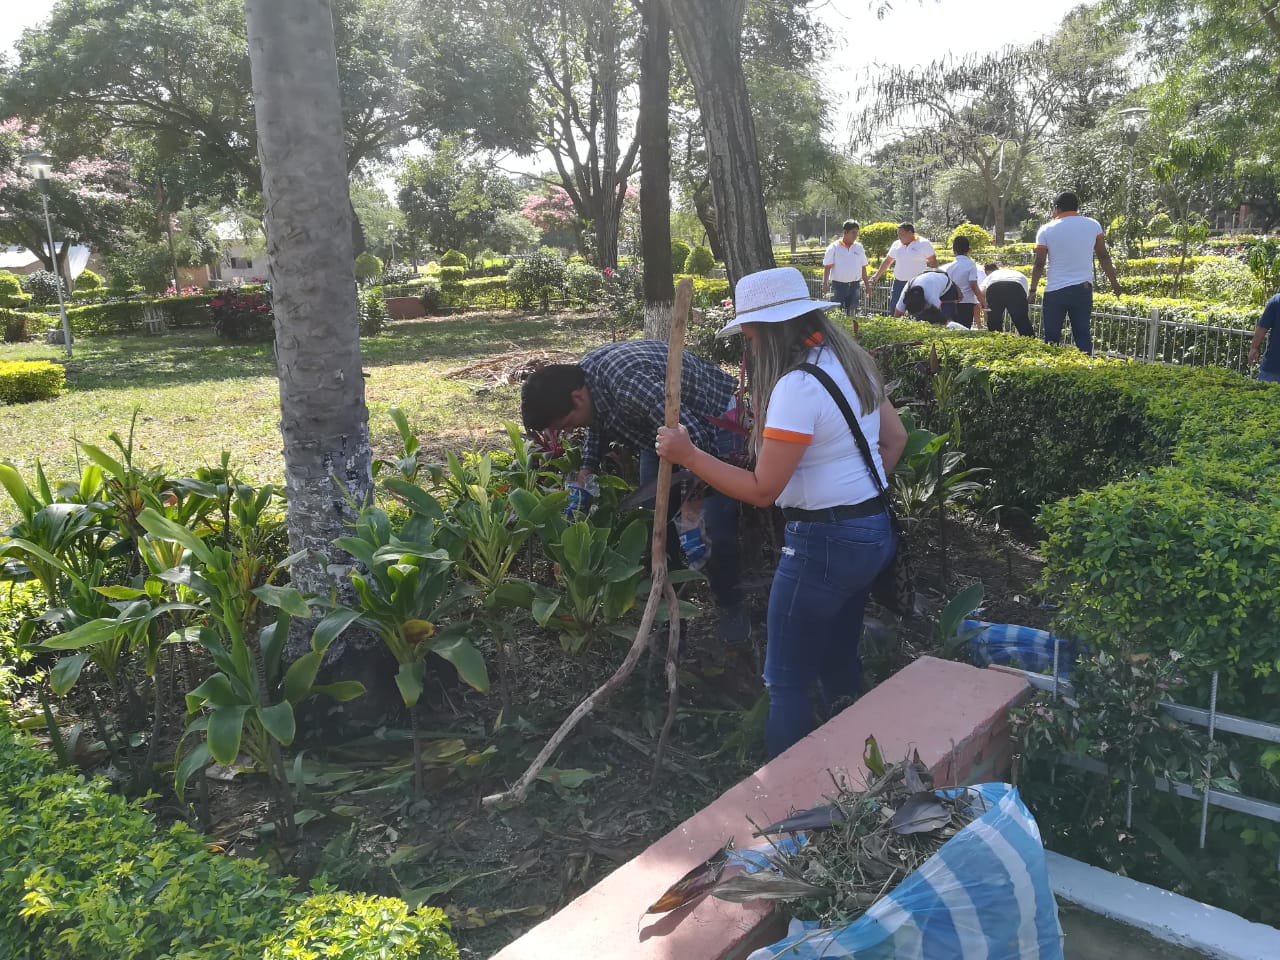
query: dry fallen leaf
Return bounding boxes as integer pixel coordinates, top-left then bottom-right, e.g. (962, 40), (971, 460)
(711, 873), (832, 903)
(753, 804), (844, 837)
(643, 840), (733, 916)
(890, 792), (951, 835)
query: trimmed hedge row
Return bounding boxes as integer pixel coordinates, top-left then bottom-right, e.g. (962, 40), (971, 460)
(861, 318), (1280, 719)
(0, 360), (65, 404)
(61, 294), (215, 337)
(0, 722), (458, 960)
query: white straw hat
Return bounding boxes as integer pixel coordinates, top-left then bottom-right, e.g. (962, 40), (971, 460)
(718, 266), (833, 338)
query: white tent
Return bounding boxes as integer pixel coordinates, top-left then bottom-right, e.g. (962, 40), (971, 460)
(0, 244), (92, 279)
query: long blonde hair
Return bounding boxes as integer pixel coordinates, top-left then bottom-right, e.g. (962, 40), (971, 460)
(746, 310), (884, 451)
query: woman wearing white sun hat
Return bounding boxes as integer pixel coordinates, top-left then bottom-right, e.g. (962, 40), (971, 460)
(656, 266), (908, 757)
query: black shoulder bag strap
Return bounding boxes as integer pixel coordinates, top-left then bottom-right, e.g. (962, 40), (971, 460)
(795, 362), (892, 513)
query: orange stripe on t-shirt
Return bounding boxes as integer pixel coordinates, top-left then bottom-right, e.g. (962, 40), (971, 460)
(763, 427), (813, 445)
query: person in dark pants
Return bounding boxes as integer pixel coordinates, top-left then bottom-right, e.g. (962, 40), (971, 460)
(869, 222), (938, 317)
(1028, 191), (1122, 354)
(521, 341), (751, 644)
(982, 262), (1034, 336)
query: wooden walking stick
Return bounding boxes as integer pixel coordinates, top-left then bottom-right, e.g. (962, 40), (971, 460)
(482, 279), (693, 809)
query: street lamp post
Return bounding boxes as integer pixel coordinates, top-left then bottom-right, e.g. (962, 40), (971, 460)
(386, 222), (396, 265)
(1119, 107), (1151, 255)
(22, 152), (73, 358)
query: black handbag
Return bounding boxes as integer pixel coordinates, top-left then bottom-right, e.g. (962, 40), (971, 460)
(795, 363), (915, 617)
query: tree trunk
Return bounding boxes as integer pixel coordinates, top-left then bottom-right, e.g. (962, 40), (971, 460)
(993, 201), (1006, 249)
(638, 0), (674, 340)
(245, 0), (374, 659)
(665, 0), (773, 288)
(692, 181), (725, 263)
(596, 9), (621, 269)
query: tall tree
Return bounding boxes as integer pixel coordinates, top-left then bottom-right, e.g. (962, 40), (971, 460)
(636, 0), (675, 338)
(0, 119), (134, 283)
(244, 0), (372, 653)
(520, 0), (640, 268)
(396, 140), (521, 256)
(664, 0), (780, 285)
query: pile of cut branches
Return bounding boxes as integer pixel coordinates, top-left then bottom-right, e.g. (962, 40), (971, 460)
(443, 349), (578, 385)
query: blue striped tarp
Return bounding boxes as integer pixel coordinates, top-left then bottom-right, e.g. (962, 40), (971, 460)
(746, 783), (1064, 960)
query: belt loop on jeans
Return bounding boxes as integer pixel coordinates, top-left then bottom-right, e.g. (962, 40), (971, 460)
(781, 498), (885, 522)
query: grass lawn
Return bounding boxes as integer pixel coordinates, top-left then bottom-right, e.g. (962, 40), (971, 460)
(0, 311), (611, 523)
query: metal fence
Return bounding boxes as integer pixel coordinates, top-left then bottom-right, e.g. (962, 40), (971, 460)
(823, 281), (1259, 377)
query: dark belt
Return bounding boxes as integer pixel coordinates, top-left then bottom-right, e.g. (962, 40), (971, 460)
(782, 498), (884, 522)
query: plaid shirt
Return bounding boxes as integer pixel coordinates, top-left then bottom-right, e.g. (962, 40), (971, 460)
(580, 340), (737, 472)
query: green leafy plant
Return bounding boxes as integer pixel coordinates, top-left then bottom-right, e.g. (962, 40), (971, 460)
(332, 503), (485, 794)
(354, 252), (384, 283)
(507, 247), (566, 312)
(0, 361), (66, 404)
(888, 412), (989, 524)
(670, 239), (691, 273)
(946, 223), (993, 258)
(684, 244), (715, 277)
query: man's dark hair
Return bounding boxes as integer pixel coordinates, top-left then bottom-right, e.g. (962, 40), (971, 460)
(985, 261), (1000, 272)
(953, 235), (970, 255)
(898, 221), (915, 233)
(842, 219), (859, 231)
(1053, 191), (1080, 212)
(917, 305), (947, 325)
(521, 363), (585, 430)
(902, 285), (927, 315)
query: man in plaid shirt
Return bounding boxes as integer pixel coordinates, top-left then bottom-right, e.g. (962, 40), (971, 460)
(521, 340), (750, 644)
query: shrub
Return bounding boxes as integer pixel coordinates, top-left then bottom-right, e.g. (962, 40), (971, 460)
(418, 281), (444, 313)
(378, 262), (416, 286)
(670, 239), (692, 273)
(354, 252), (384, 283)
(0, 360), (65, 404)
(1, 310), (53, 343)
(1189, 258), (1259, 306)
(1146, 212), (1174, 237)
(507, 247), (567, 312)
(0, 722), (458, 960)
(859, 222), (900, 259)
(684, 244), (715, 277)
(62, 295), (215, 337)
(19, 271), (65, 307)
(565, 262), (604, 306)
(861, 317), (1280, 721)
(73, 270), (103, 292)
(209, 289), (274, 341)
(601, 263), (643, 332)
(1019, 218), (1040, 243)
(0, 272), (31, 310)
(359, 287), (388, 336)
(440, 249), (469, 268)
(947, 223), (993, 257)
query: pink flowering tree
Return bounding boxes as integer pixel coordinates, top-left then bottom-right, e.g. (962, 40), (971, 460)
(519, 187), (584, 254)
(0, 118), (135, 280)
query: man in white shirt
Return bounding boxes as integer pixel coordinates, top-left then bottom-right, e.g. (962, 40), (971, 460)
(981, 262), (1033, 336)
(943, 235), (986, 328)
(869, 222), (938, 316)
(821, 219), (870, 324)
(894, 270), (959, 318)
(1028, 191), (1122, 354)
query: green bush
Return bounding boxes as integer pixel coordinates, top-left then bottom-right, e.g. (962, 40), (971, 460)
(61, 294), (216, 337)
(861, 317), (1280, 720)
(1147, 212), (1174, 237)
(73, 270), (103, 292)
(0, 721), (458, 960)
(20, 271), (65, 307)
(1, 310), (53, 343)
(354, 252), (384, 283)
(507, 247), (567, 312)
(1188, 258), (1260, 306)
(947, 223), (993, 257)
(670, 239), (691, 273)
(0, 272), (32, 310)
(418, 281), (444, 313)
(565, 262), (603, 306)
(684, 245), (715, 277)
(859, 222), (900, 260)
(440, 249), (469, 268)
(0, 360), (65, 404)
(359, 288), (388, 336)
(459, 276), (511, 308)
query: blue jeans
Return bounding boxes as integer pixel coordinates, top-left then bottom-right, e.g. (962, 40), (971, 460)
(830, 280), (861, 316)
(763, 513), (895, 758)
(639, 423), (743, 609)
(1042, 282), (1093, 354)
(1259, 367), (1280, 383)
(888, 279), (908, 316)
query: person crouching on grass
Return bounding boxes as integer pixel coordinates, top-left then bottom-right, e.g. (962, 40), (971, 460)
(656, 267), (908, 758)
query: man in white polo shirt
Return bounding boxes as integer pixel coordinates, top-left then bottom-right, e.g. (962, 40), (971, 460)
(821, 219), (870, 323)
(870, 222), (938, 316)
(1028, 191), (1122, 355)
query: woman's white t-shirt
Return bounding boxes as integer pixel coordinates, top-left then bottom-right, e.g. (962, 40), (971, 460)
(896, 271), (953, 313)
(762, 347), (886, 510)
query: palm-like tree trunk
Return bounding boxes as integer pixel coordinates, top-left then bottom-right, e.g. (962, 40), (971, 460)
(244, 0), (373, 657)
(638, 0), (675, 339)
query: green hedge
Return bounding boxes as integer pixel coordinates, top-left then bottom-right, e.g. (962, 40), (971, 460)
(61, 295), (215, 337)
(0, 360), (65, 404)
(861, 318), (1280, 718)
(0, 722), (458, 960)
